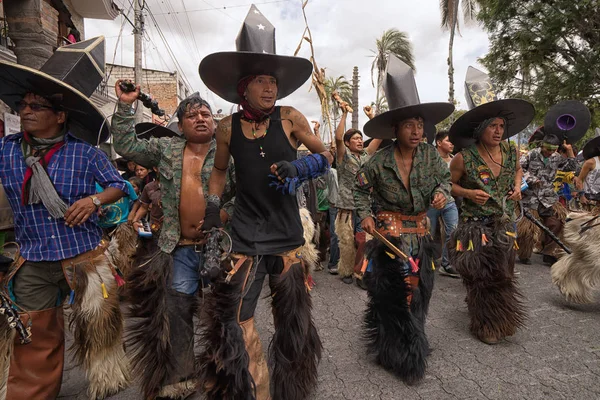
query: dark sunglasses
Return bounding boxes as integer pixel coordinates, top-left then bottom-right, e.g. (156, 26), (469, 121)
(16, 101), (55, 112)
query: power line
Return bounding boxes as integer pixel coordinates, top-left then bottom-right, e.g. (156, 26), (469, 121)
(152, 0), (291, 15)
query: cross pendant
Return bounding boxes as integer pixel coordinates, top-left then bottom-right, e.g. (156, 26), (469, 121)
(260, 151), (265, 158)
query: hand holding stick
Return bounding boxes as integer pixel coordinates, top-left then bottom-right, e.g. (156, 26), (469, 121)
(332, 91), (353, 113)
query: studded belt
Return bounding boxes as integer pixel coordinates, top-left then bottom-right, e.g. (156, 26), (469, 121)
(376, 211), (428, 237)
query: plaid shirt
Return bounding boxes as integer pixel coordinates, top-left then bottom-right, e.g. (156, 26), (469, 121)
(0, 132), (128, 261)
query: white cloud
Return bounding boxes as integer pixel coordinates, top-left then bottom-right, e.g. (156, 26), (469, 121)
(85, 0), (490, 134)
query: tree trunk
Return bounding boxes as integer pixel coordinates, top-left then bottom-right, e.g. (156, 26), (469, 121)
(375, 68), (383, 115)
(447, 1), (459, 104)
(351, 66), (360, 129)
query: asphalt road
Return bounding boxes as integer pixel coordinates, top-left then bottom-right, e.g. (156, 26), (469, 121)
(59, 253), (600, 399)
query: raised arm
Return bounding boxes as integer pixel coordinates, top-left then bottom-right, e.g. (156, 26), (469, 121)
(111, 80), (162, 168)
(363, 105), (383, 155)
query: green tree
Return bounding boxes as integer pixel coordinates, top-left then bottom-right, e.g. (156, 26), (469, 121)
(324, 75), (352, 128)
(370, 29), (415, 115)
(436, 109), (467, 131)
(439, 0), (478, 103)
(477, 0), (600, 129)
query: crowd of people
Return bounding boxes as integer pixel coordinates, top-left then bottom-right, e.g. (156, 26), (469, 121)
(0, 5), (598, 400)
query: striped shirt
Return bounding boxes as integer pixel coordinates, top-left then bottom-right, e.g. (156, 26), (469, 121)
(0, 132), (128, 261)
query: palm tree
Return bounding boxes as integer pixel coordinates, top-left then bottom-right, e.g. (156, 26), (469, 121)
(370, 29), (415, 115)
(324, 75), (352, 128)
(440, 0), (478, 103)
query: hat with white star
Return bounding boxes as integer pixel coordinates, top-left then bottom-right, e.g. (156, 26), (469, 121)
(199, 4), (312, 104)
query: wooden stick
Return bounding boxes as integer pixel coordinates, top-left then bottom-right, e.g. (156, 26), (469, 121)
(371, 230), (408, 260)
(332, 91), (353, 113)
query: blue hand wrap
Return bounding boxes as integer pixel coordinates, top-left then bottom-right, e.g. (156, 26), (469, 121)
(270, 153), (330, 195)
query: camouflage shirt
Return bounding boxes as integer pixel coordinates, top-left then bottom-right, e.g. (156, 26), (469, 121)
(336, 147), (370, 210)
(521, 148), (577, 209)
(354, 143), (451, 255)
(459, 142), (517, 219)
(111, 102), (236, 254)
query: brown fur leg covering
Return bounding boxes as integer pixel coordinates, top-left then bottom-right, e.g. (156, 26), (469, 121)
(551, 212), (600, 303)
(450, 221), (526, 340)
(125, 249), (175, 400)
(107, 223), (139, 279)
(269, 262), (322, 400)
(364, 238), (433, 385)
(0, 317), (15, 399)
(69, 253), (130, 399)
(336, 211), (356, 278)
(197, 257), (255, 400)
(516, 208), (540, 261)
(300, 208), (319, 273)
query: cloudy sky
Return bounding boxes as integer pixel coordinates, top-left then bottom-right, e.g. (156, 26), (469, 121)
(85, 0), (490, 133)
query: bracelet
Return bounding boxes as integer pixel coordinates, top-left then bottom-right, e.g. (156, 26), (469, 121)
(205, 193), (221, 207)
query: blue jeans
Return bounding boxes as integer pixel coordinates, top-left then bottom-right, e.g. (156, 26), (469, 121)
(427, 201), (459, 268)
(328, 207), (340, 269)
(172, 246), (205, 295)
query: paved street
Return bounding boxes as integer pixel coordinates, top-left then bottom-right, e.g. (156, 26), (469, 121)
(59, 253), (600, 399)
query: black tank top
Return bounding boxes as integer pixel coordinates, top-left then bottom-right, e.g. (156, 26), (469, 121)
(229, 106), (304, 255)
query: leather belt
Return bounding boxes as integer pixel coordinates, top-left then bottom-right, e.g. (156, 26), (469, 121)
(60, 239), (109, 268)
(376, 211), (428, 237)
(177, 237), (207, 247)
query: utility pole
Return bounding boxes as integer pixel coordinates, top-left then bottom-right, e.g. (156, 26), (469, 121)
(351, 66), (359, 130)
(134, 0), (144, 123)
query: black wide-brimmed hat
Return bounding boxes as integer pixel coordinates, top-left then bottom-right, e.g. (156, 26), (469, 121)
(582, 130), (600, 160)
(0, 36), (109, 145)
(198, 4), (312, 104)
(544, 100), (590, 144)
(449, 66), (535, 151)
(363, 55), (454, 142)
(135, 121), (181, 140)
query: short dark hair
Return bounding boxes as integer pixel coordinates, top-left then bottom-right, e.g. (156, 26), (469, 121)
(542, 134), (561, 146)
(343, 129), (362, 144)
(176, 95), (212, 122)
(435, 130), (449, 145)
(128, 177), (143, 190)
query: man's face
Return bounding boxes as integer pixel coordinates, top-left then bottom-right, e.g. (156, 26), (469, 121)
(437, 136), (454, 154)
(479, 117), (505, 147)
(395, 117), (424, 149)
(244, 75), (278, 110)
(345, 133), (363, 153)
(18, 93), (66, 136)
(178, 104), (215, 144)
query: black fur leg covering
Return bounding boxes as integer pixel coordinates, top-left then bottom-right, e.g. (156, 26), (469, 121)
(269, 262), (322, 400)
(363, 238), (434, 385)
(197, 257), (255, 400)
(125, 249), (175, 400)
(449, 220), (526, 340)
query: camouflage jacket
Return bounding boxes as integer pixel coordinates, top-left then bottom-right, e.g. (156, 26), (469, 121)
(521, 148), (576, 209)
(111, 102), (235, 253)
(337, 147), (370, 210)
(354, 143), (451, 255)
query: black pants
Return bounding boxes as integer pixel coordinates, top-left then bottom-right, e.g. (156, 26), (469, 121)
(239, 255), (285, 322)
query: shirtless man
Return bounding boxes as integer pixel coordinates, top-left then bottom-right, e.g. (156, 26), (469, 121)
(111, 84), (235, 399)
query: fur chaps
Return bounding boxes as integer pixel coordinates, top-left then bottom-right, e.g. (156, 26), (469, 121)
(516, 207), (540, 261)
(269, 261), (322, 399)
(449, 220), (526, 341)
(299, 208), (319, 274)
(197, 256), (256, 400)
(67, 252), (130, 399)
(335, 210), (356, 278)
(125, 248), (176, 400)
(363, 237), (435, 385)
(551, 211), (600, 304)
(107, 223), (139, 279)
